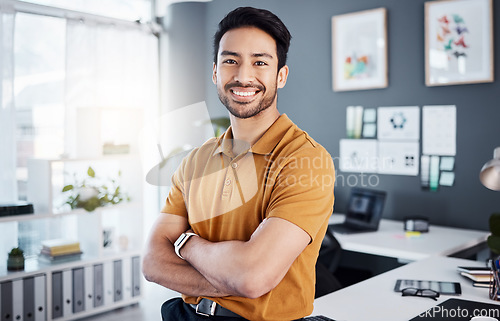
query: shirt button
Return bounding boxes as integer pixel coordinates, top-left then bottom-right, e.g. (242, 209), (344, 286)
(231, 163), (238, 169)
(225, 179), (231, 186)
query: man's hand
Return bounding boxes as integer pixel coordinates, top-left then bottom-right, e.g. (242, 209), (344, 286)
(142, 213), (229, 297)
(181, 217), (310, 298)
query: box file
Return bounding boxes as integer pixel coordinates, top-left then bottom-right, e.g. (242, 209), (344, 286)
(84, 266), (94, 311)
(132, 256), (141, 297)
(113, 260), (123, 302)
(1, 281), (13, 321)
(62, 270), (73, 317)
(34, 275), (46, 321)
(12, 279), (23, 321)
(52, 272), (63, 319)
(93, 264), (104, 308)
(122, 257), (132, 301)
(103, 261), (114, 305)
(24, 276), (35, 321)
(72, 267), (85, 313)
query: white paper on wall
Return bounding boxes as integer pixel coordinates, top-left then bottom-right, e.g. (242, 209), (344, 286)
(422, 105), (456, 156)
(339, 139), (378, 173)
(378, 141), (420, 176)
(377, 106), (420, 140)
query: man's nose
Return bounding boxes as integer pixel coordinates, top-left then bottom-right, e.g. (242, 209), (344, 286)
(234, 63), (254, 84)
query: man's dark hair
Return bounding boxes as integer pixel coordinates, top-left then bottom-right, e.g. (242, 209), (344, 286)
(213, 7), (291, 71)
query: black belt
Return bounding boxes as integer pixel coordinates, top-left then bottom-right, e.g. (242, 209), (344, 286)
(189, 298), (243, 318)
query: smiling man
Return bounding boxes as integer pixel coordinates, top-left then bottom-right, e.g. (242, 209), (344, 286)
(142, 7), (335, 321)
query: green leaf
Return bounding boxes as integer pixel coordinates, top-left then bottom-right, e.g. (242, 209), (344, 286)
(489, 213), (500, 236)
(487, 235), (500, 254)
(62, 185), (74, 192)
(87, 166), (95, 178)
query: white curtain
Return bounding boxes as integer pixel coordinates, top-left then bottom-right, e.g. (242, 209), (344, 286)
(0, 9), (16, 203)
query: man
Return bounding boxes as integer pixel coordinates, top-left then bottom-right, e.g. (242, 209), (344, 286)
(142, 7), (335, 321)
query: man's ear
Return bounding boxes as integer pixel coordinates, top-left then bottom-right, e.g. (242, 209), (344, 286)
(212, 62), (217, 85)
(277, 65), (289, 89)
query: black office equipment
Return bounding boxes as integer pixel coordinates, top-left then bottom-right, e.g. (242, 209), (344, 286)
(409, 298), (500, 320)
(0, 202), (34, 217)
(330, 187), (386, 234)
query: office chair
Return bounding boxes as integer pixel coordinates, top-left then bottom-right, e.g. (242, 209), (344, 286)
(315, 227), (343, 298)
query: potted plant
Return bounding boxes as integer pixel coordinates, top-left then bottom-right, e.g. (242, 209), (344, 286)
(62, 166), (130, 212)
(7, 247), (25, 271)
(487, 213), (500, 257)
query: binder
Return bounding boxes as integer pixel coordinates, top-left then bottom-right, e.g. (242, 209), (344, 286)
(24, 276), (35, 321)
(12, 278), (23, 321)
(122, 257), (132, 301)
(72, 267), (85, 313)
(113, 260), (123, 302)
(132, 256), (141, 297)
(62, 269), (73, 317)
(34, 275), (46, 321)
(84, 265), (94, 311)
(1, 281), (13, 321)
(51, 271), (63, 319)
(103, 261), (114, 305)
(93, 264), (104, 308)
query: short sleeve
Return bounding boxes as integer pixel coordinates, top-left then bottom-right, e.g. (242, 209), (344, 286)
(266, 147), (335, 242)
(160, 156), (188, 217)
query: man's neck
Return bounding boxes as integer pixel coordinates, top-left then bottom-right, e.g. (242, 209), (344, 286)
(229, 107), (280, 155)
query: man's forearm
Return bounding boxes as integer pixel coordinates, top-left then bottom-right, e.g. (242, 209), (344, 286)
(142, 234), (229, 297)
(181, 237), (255, 297)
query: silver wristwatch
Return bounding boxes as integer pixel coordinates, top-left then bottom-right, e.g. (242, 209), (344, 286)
(173, 232), (198, 260)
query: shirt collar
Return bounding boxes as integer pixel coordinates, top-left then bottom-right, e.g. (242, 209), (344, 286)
(211, 114), (294, 157)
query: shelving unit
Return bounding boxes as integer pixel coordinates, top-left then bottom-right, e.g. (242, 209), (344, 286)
(0, 155), (144, 320)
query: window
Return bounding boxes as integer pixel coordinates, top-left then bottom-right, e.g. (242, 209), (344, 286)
(14, 13), (66, 200)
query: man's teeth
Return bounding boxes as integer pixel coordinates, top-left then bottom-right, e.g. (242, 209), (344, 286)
(233, 91), (256, 97)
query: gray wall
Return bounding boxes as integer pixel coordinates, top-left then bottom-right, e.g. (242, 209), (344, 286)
(166, 0), (500, 231)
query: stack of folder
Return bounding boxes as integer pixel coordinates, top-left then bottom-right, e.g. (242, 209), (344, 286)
(457, 266), (492, 288)
(39, 239), (83, 263)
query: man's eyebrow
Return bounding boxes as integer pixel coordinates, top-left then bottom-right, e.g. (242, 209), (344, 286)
(219, 51), (274, 59)
(252, 53), (273, 59)
(220, 50), (240, 57)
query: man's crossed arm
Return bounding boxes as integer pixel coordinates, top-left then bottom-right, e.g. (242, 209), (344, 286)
(142, 213), (310, 299)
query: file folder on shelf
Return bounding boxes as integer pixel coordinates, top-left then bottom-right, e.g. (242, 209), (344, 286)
(62, 269), (73, 317)
(34, 274), (46, 321)
(24, 276), (35, 321)
(103, 261), (114, 305)
(13, 279), (23, 321)
(132, 256), (141, 297)
(1, 281), (13, 321)
(72, 267), (85, 313)
(113, 260), (123, 302)
(52, 271), (63, 319)
(93, 264), (104, 308)
(84, 265), (94, 311)
(122, 257), (132, 301)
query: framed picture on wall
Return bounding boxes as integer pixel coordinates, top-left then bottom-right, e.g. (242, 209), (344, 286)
(332, 8), (388, 92)
(425, 0), (494, 86)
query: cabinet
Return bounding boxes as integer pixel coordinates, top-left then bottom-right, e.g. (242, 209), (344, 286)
(0, 156), (144, 320)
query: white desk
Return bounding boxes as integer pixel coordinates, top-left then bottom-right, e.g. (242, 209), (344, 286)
(313, 256), (499, 321)
(329, 215), (489, 262)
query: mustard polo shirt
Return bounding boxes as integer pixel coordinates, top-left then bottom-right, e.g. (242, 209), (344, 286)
(162, 114), (335, 320)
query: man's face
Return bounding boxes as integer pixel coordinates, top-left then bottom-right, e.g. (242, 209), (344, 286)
(212, 26), (288, 119)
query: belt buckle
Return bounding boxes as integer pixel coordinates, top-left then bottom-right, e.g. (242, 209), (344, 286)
(195, 300), (217, 317)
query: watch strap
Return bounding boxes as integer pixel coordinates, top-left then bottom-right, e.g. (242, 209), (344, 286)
(174, 232), (198, 260)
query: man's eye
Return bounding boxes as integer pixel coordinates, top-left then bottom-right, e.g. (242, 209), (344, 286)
(255, 61), (267, 66)
(223, 59), (237, 64)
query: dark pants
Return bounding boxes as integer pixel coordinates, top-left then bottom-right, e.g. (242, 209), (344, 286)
(161, 298), (247, 321)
